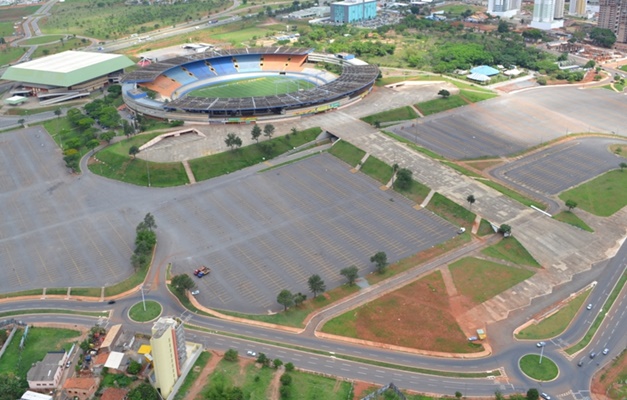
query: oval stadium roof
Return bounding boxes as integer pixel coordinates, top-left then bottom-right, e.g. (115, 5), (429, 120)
(1, 51), (134, 87)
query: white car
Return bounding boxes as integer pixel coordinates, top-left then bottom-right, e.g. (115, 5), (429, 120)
(602, 348), (609, 355)
(191, 290), (200, 296)
(586, 303), (593, 310)
(246, 350), (257, 357)
(536, 341), (546, 347)
(541, 393), (551, 400)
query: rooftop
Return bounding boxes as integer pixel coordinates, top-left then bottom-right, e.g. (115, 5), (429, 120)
(470, 65), (500, 76)
(64, 377), (98, 390)
(101, 388), (129, 400)
(26, 352), (65, 382)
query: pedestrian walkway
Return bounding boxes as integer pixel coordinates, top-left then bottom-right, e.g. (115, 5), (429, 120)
(182, 160), (196, 184)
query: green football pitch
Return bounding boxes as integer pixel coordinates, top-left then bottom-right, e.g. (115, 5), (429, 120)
(188, 76), (316, 98)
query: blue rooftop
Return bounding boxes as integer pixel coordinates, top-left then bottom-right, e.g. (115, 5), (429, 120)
(471, 65), (499, 76)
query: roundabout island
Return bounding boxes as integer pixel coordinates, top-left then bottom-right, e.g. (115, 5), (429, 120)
(519, 354), (560, 382)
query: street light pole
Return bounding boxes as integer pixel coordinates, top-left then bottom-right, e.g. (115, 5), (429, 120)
(539, 344), (545, 364)
(140, 285), (146, 311)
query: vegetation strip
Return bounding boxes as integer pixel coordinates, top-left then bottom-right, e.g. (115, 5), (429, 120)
(0, 309), (108, 318)
(185, 324), (499, 378)
(519, 354), (559, 381)
(565, 270), (627, 355)
(552, 211), (594, 232)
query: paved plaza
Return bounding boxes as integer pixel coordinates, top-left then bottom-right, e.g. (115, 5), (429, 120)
(167, 154), (456, 313)
(492, 138), (625, 195)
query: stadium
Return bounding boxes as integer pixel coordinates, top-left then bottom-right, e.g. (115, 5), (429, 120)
(121, 47), (379, 122)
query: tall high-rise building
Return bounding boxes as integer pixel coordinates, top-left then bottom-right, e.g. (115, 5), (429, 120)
(554, 0), (565, 18)
(599, 0), (627, 45)
(530, 0), (565, 29)
(150, 317), (187, 398)
(569, 0), (587, 16)
(488, 0), (521, 18)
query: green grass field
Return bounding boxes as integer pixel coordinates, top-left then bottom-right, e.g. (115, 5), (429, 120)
(0, 21), (15, 37)
(553, 210), (594, 232)
(128, 300), (162, 322)
(360, 155), (394, 184)
(416, 95), (468, 116)
(328, 140), (366, 167)
(449, 257), (535, 304)
(361, 106), (418, 126)
(0, 5), (40, 21)
(21, 35), (65, 45)
(189, 76), (316, 98)
(0, 327), (80, 378)
(0, 47), (26, 67)
(425, 192), (476, 228)
(558, 169), (627, 216)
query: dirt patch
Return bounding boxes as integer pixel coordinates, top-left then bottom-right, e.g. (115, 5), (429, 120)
(267, 367), (283, 400)
(353, 381), (379, 400)
(350, 271), (481, 353)
(591, 349), (627, 400)
(186, 351), (223, 400)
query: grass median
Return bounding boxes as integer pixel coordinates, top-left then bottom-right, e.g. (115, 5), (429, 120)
(361, 106), (418, 126)
(481, 237), (541, 268)
(516, 288), (591, 340)
(559, 169), (627, 217)
(519, 354), (559, 381)
(328, 140), (366, 167)
(128, 300), (162, 322)
(566, 271), (627, 355)
(553, 211), (594, 232)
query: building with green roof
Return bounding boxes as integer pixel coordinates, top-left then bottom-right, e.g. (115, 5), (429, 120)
(1, 51), (134, 103)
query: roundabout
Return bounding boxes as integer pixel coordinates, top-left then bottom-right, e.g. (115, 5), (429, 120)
(128, 300), (162, 323)
(519, 354), (560, 382)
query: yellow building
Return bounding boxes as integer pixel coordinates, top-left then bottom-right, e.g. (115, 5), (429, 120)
(150, 317), (187, 398)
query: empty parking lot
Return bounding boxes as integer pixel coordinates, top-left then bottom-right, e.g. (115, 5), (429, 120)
(167, 154), (456, 314)
(389, 86), (627, 160)
(491, 137), (625, 195)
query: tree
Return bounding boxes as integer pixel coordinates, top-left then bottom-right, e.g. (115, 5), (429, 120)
(499, 224), (512, 237)
(619, 162), (627, 171)
(142, 213), (157, 231)
(455, 391), (463, 399)
(0, 374), (28, 400)
(263, 124), (275, 140)
(273, 358), (283, 369)
(466, 194), (476, 210)
(394, 168), (413, 191)
(293, 292), (307, 307)
(340, 265), (359, 286)
(224, 348), (239, 361)
(280, 373), (292, 385)
(527, 388), (540, 400)
(129, 145), (139, 159)
(565, 199), (577, 211)
(277, 289), (294, 311)
(54, 108), (62, 118)
(86, 139), (100, 154)
(171, 274), (195, 294)
(256, 352), (270, 367)
(589, 27), (616, 48)
(497, 20), (509, 33)
(100, 131), (115, 143)
(251, 125), (262, 143)
(438, 89), (450, 98)
(225, 133), (242, 151)
(18, 118), (25, 127)
(584, 60), (596, 69)
(307, 274), (326, 298)
(127, 383), (160, 400)
(284, 362), (295, 372)
(370, 251), (388, 274)
(127, 360), (142, 375)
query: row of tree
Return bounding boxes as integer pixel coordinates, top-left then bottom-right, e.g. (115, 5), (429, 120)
(131, 213), (157, 270)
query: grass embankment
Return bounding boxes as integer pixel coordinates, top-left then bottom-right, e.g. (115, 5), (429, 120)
(328, 140), (366, 167)
(553, 211), (594, 232)
(30, 37), (91, 59)
(566, 271), (627, 355)
(286, 370), (352, 399)
(380, 130), (445, 159)
(200, 358), (276, 398)
(173, 351), (211, 400)
(394, 178), (431, 204)
(415, 95), (468, 116)
(91, 133), (189, 187)
(449, 257), (535, 304)
(322, 271), (483, 353)
(128, 300), (162, 322)
(0, 327), (80, 377)
(361, 106), (419, 126)
(516, 288), (591, 340)
(477, 219), (494, 236)
(559, 169), (627, 216)
(21, 35), (65, 45)
(189, 127), (322, 181)
(425, 192), (476, 228)
(519, 354), (559, 381)
(0, 47), (29, 66)
(360, 155), (394, 184)
(481, 237), (541, 268)
(218, 284), (360, 328)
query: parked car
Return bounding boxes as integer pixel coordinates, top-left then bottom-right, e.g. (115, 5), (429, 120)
(246, 350), (257, 357)
(468, 336), (478, 341)
(540, 393), (551, 400)
(191, 290), (200, 296)
(536, 341), (546, 347)
(457, 227), (466, 234)
(602, 348), (609, 355)
(586, 303), (593, 310)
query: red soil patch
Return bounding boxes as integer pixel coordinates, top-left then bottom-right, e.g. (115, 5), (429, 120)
(187, 351), (223, 400)
(591, 350), (627, 400)
(353, 381), (380, 400)
(351, 271), (480, 353)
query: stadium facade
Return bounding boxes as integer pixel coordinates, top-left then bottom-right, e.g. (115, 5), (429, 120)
(1, 51), (134, 105)
(121, 47), (379, 123)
